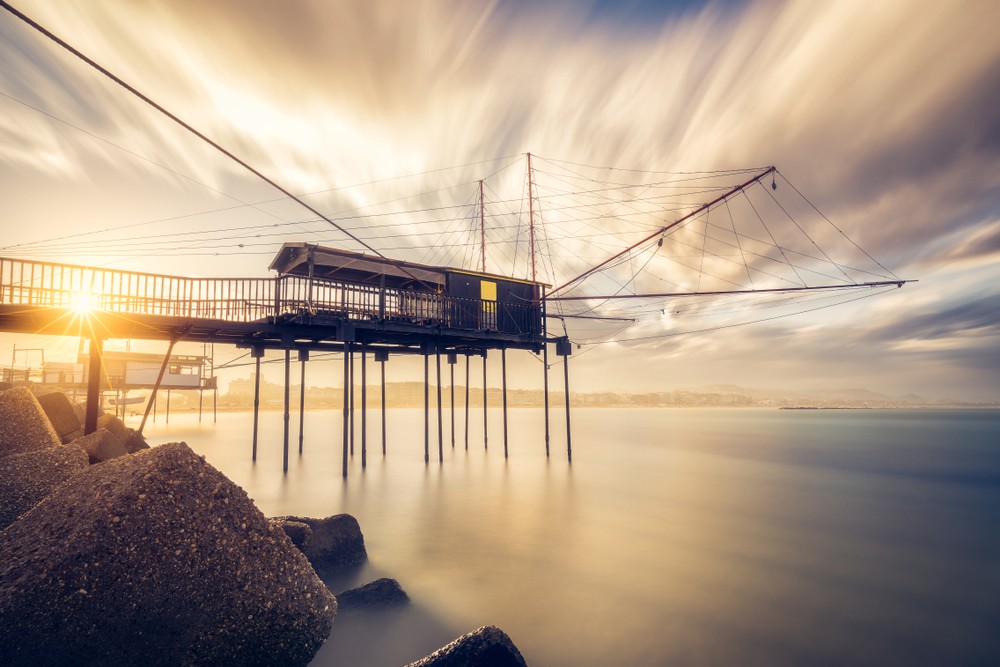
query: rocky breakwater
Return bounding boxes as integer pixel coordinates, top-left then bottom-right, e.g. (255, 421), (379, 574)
(0, 441), (336, 666)
(406, 625), (528, 667)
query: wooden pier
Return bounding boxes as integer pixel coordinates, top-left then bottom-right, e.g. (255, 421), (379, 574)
(0, 245), (574, 474)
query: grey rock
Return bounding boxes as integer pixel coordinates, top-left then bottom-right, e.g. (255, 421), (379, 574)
(336, 577), (410, 615)
(276, 513), (367, 572)
(61, 428), (85, 445)
(0, 444), (88, 530)
(35, 392), (81, 437)
(70, 399), (104, 426)
(96, 414), (128, 447)
(406, 626), (528, 667)
(74, 428), (129, 464)
(0, 387), (62, 458)
(125, 427), (150, 453)
(271, 518), (312, 550)
(0, 442), (336, 667)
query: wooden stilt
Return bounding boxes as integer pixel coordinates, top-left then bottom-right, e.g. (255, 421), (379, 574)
(166, 389), (171, 424)
(501, 348), (508, 459)
(564, 353), (572, 463)
(449, 353), (455, 448)
(483, 352), (488, 449)
(342, 345), (349, 478)
(380, 353), (387, 456)
(464, 355), (470, 450)
(252, 352), (261, 462)
(424, 352), (430, 464)
(283, 347), (290, 473)
(298, 348), (308, 455)
(84, 338), (103, 435)
(543, 342), (550, 457)
(361, 343), (368, 470)
(349, 346), (354, 456)
(436, 347), (443, 463)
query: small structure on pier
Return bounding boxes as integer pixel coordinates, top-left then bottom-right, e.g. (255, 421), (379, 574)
(267, 243), (544, 342)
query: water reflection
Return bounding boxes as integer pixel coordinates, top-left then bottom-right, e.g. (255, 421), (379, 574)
(141, 408), (1000, 667)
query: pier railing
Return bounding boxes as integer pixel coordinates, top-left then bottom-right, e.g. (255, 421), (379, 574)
(0, 257), (541, 335)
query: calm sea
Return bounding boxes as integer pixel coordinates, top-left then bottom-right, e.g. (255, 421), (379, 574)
(139, 407), (1000, 667)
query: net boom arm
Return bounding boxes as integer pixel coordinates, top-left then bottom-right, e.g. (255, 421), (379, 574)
(544, 280), (915, 301)
(546, 166), (777, 298)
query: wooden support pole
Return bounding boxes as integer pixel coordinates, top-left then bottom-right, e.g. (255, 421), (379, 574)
(342, 345), (349, 478)
(464, 355), (470, 450)
(252, 354), (261, 462)
(449, 353), (455, 448)
(424, 353), (430, 464)
(436, 347), (443, 463)
(349, 346), (354, 456)
(138, 327), (191, 438)
(282, 347), (290, 473)
(381, 355), (387, 456)
(564, 353), (572, 463)
(211, 344), (216, 423)
(166, 389), (171, 424)
(361, 343), (368, 470)
(84, 338), (103, 435)
(501, 348), (508, 459)
(543, 343), (550, 457)
(298, 348), (308, 455)
(483, 352), (488, 450)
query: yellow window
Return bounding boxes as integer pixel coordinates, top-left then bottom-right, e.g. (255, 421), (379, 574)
(480, 280), (497, 301)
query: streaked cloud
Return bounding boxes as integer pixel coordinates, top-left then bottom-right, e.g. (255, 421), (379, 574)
(0, 0), (998, 399)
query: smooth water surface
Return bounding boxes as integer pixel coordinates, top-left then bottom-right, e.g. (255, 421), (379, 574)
(141, 408), (1000, 666)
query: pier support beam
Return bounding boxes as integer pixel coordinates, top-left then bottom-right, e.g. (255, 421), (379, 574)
(543, 342), (550, 457)
(342, 344), (349, 478)
(436, 345), (443, 463)
(298, 348), (308, 455)
(251, 346), (263, 462)
(424, 351), (430, 464)
(361, 343), (368, 470)
(448, 352), (456, 448)
(482, 352), (488, 450)
(501, 348), (508, 459)
(375, 349), (389, 456)
(166, 389), (171, 424)
(464, 354), (470, 450)
(84, 338), (104, 435)
(349, 346), (354, 456)
(283, 347), (290, 473)
(556, 338), (572, 463)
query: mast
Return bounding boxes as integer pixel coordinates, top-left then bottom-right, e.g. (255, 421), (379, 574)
(480, 180), (486, 273)
(527, 152), (536, 283)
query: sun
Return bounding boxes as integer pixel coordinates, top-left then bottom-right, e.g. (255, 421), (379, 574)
(70, 291), (96, 313)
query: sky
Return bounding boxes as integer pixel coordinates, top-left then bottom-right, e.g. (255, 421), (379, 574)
(1, 0), (998, 402)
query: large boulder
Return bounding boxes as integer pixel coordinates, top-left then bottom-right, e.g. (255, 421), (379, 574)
(277, 514), (367, 572)
(271, 518), (312, 550)
(125, 427), (150, 453)
(0, 387), (62, 457)
(96, 414), (129, 448)
(335, 577), (410, 616)
(0, 444), (88, 530)
(34, 392), (81, 438)
(0, 442), (337, 667)
(74, 428), (129, 464)
(406, 626), (528, 667)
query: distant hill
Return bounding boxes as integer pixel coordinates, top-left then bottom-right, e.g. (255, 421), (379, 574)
(691, 384), (929, 404)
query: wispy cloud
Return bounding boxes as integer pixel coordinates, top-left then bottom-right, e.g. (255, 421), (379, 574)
(1, 0), (998, 398)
